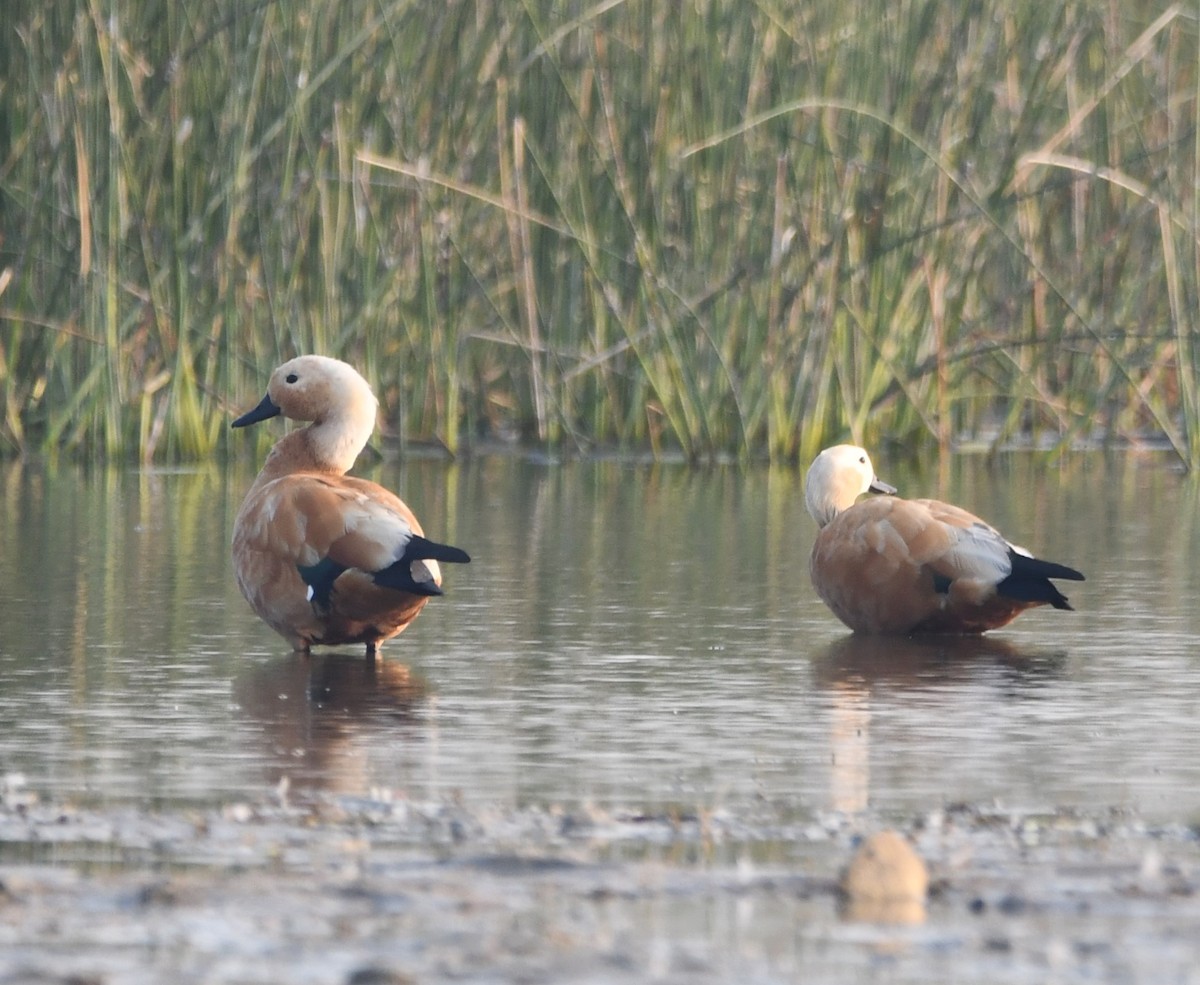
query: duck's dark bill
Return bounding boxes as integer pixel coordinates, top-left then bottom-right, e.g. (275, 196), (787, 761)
(232, 393), (282, 428)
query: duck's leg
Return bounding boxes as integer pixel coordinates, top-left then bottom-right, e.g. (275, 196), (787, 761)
(365, 640), (380, 660)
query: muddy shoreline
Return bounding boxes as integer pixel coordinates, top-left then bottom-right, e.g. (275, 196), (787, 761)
(1, 786), (1197, 985)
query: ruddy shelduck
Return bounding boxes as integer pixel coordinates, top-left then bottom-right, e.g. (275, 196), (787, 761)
(231, 355), (469, 655)
(805, 445), (1084, 634)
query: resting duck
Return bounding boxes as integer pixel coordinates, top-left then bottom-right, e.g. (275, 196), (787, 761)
(805, 444), (1083, 634)
(231, 355), (469, 655)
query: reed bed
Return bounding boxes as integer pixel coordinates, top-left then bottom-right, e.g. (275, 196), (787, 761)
(1, 0), (1198, 465)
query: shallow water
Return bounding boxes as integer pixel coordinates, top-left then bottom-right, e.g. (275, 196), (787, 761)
(2, 451), (1200, 822)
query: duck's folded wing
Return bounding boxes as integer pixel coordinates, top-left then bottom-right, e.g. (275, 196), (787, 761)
(910, 498), (1014, 583)
(830, 498), (958, 580)
(241, 475), (423, 572)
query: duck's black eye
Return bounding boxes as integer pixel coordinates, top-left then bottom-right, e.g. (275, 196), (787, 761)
(859, 456), (867, 464)
(285, 373), (298, 384)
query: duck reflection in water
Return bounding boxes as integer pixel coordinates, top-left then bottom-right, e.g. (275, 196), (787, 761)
(813, 632), (1067, 689)
(233, 652), (428, 796)
(812, 634), (1066, 815)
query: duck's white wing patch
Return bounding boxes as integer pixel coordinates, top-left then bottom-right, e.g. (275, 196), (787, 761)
(933, 520), (1014, 583)
(241, 476), (417, 573)
(332, 494), (417, 569)
(906, 498), (1016, 584)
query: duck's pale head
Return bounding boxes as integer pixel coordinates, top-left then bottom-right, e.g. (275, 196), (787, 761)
(805, 444), (896, 527)
(233, 355), (379, 474)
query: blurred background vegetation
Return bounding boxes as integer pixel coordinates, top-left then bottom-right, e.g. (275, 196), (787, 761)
(1, 0), (1198, 465)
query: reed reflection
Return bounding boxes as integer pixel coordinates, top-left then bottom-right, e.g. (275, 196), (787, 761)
(232, 654), (428, 796)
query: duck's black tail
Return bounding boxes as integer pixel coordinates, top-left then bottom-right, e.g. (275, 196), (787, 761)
(403, 535), (472, 566)
(372, 535), (472, 597)
(997, 552), (1085, 610)
(298, 536), (471, 604)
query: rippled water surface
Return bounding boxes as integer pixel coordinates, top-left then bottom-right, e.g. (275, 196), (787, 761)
(2, 452), (1199, 821)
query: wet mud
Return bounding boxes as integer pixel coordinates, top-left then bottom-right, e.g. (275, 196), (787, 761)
(1, 787), (1197, 984)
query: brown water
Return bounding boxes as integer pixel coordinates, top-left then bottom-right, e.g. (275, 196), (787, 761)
(2, 452), (1199, 821)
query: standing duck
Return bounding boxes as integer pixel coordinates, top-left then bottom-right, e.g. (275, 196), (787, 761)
(231, 355), (469, 655)
(804, 444), (1083, 634)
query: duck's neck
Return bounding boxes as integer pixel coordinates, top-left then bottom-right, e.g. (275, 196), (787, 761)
(808, 498), (842, 529)
(256, 395), (377, 481)
(306, 395), (376, 473)
(807, 476), (861, 528)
